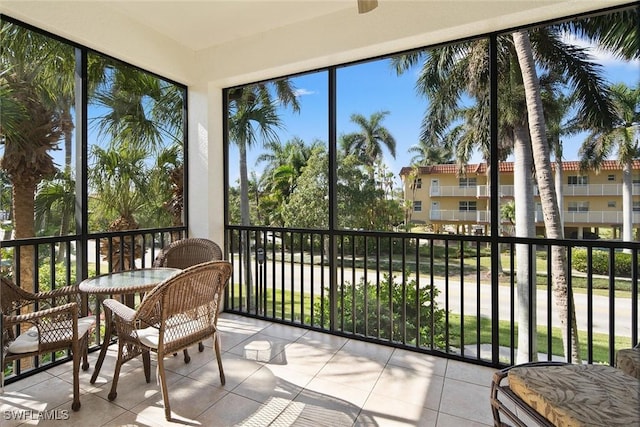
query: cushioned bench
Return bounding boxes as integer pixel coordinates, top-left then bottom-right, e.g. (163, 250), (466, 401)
(490, 361), (640, 427)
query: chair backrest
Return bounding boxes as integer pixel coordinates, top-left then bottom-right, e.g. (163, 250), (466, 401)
(153, 238), (222, 270)
(136, 260), (232, 352)
(1, 277), (38, 315)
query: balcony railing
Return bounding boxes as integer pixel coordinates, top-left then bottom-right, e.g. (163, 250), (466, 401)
(226, 225), (639, 369)
(429, 210), (489, 222)
(429, 209), (639, 225)
(534, 210), (640, 225)
(434, 183), (640, 198)
(2, 225), (638, 384)
(430, 186), (478, 197)
(0, 227), (186, 385)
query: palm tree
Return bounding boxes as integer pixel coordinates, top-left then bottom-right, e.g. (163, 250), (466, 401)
(408, 140), (453, 166)
(0, 23), (65, 292)
(580, 82), (640, 246)
(89, 59), (185, 268)
(88, 145), (150, 271)
(34, 170), (76, 260)
(394, 19), (619, 361)
(340, 111), (397, 177)
(512, 29), (582, 363)
(228, 81), (299, 310)
(155, 144), (184, 228)
(257, 137), (321, 226)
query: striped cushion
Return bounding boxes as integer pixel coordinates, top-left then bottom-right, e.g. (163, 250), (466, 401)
(508, 363), (640, 427)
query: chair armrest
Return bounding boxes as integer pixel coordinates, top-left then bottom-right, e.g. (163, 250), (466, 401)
(103, 299), (136, 323)
(32, 285), (82, 299)
(3, 303), (80, 351)
(3, 302), (78, 325)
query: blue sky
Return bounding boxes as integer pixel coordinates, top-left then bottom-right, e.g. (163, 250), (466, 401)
(229, 44), (639, 187)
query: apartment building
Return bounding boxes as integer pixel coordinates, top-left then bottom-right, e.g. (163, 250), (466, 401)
(399, 160), (640, 240)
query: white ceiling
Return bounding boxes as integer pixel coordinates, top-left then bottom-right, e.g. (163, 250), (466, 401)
(102, 0), (355, 52)
(0, 0), (632, 85)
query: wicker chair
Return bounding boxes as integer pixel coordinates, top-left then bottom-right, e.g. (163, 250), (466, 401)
(1, 277), (96, 411)
(103, 260), (231, 420)
(153, 237), (223, 362)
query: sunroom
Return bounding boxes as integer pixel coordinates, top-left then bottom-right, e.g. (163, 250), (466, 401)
(0, 1), (638, 425)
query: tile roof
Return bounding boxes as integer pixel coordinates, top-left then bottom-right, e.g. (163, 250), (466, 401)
(399, 160), (640, 176)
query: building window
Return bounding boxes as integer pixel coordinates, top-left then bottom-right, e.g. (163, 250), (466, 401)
(633, 175), (640, 184)
(413, 178), (422, 189)
(459, 177), (477, 187)
(568, 175), (588, 186)
(607, 175), (615, 181)
(413, 201), (422, 212)
(459, 201), (477, 211)
(568, 201), (589, 212)
(608, 201), (616, 208)
(633, 201), (640, 212)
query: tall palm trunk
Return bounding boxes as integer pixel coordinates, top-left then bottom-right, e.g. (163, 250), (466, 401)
(13, 180), (37, 293)
(621, 160), (633, 246)
(13, 180), (37, 368)
(513, 125), (537, 363)
(554, 148), (564, 229)
(239, 141), (254, 310)
(57, 109), (74, 261)
(513, 29), (581, 363)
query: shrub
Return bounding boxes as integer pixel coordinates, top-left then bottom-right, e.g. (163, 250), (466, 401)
(313, 272), (447, 349)
(571, 248), (632, 277)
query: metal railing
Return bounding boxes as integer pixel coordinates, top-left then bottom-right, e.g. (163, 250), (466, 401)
(1, 226), (186, 385)
(438, 183), (640, 198)
(225, 225), (639, 369)
(3, 224), (638, 382)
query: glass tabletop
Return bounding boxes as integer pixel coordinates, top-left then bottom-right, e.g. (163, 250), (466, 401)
(79, 267), (181, 294)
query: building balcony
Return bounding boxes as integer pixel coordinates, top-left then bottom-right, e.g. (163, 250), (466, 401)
(434, 183), (640, 199)
(429, 210), (490, 222)
(0, 313), (497, 426)
(534, 210), (640, 225)
(429, 209), (639, 226)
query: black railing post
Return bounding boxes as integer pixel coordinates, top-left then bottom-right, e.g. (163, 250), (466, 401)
(328, 67), (338, 332)
(489, 32), (501, 366)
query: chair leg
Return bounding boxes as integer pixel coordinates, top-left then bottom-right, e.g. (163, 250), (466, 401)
(108, 342), (125, 401)
(214, 333), (225, 385)
(142, 351), (151, 383)
(81, 335), (90, 371)
(183, 348), (191, 363)
(198, 342), (204, 352)
(157, 357), (172, 420)
(71, 342), (81, 411)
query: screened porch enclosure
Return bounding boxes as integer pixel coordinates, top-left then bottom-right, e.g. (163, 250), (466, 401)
(1, 0), (638, 397)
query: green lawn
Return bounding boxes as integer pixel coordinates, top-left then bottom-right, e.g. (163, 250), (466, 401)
(227, 284), (630, 365)
(447, 313), (632, 364)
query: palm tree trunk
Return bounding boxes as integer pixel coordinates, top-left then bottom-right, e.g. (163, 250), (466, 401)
(513, 125), (537, 363)
(622, 160), (633, 247)
(13, 180), (37, 369)
(554, 153), (564, 230)
(512, 29), (581, 363)
(239, 141), (254, 310)
(13, 180), (37, 294)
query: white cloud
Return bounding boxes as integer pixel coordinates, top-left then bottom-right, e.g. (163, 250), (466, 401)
(561, 32), (640, 67)
(294, 88), (316, 97)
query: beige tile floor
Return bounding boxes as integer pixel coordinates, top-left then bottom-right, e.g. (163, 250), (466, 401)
(0, 313), (497, 426)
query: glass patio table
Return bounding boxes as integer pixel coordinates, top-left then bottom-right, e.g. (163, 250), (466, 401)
(79, 267), (181, 384)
